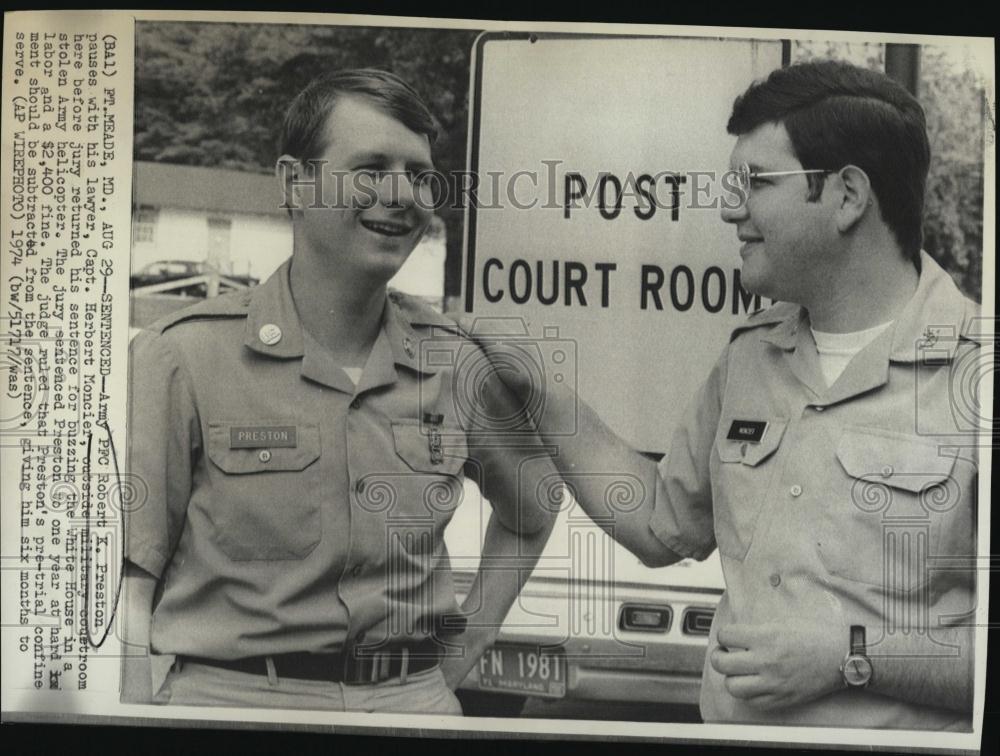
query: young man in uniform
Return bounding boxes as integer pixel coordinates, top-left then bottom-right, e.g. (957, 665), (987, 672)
(122, 69), (556, 713)
(470, 60), (980, 728)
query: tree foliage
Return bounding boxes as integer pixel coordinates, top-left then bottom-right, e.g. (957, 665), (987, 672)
(919, 46), (986, 301)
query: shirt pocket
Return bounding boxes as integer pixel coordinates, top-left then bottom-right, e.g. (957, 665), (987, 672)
(816, 426), (958, 590)
(205, 421), (322, 561)
(379, 419), (468, 554)
(712, 417), (788, 560)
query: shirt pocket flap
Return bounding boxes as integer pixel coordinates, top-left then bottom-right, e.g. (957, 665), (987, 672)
(716, 419), (787, 466)
(391, 419), (468, 476)
(835, 427), (956, 492)
(207, 422), (321, 474)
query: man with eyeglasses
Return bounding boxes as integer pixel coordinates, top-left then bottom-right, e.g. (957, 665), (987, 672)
(468, 60), (980, 728)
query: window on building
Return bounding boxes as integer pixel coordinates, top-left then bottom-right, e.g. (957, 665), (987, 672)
(207, 216), (232, 274)
(133, 205), (158, 244)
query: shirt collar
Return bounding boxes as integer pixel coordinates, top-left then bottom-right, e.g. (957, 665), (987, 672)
(384, 292), (432, 375)
(759, 251), (973, 363)
(243, 259), (440, 389)
(760, 308), (805, 351)
(888, 250), (977, 363)
(243, 258), (305, 359)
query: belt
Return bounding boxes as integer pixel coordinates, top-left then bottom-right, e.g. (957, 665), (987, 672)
(180, 638), (441, 685)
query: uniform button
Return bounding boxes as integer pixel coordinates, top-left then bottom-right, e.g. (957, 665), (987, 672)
(355, 479), (366, 495)
(813, 405), (825, 412)
(258, 449), (272, 463)
(350, 397), (362, 410)
(740, 443), (748, 457)
(790, 484), (802, 497)
(769, 573), (781, 587)
(352, 565), (363, 577)
(881, 465), (894, 478)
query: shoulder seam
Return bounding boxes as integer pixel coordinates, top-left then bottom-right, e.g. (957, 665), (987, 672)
(158, 311), (247, 334)
(145, 293), (250, 334)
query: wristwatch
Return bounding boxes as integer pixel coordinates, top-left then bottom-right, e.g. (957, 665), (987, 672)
(840, 625), (874, 688)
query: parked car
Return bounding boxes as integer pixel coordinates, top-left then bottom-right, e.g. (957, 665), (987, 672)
(130, 260), (258, 297)
(445, 481), (724, 720)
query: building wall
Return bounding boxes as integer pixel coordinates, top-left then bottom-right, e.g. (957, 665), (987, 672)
(131, 206), (446, 300)
(131, 206), (291, 278)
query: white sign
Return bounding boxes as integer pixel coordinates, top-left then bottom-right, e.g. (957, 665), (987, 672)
(464, 34), (784, 451)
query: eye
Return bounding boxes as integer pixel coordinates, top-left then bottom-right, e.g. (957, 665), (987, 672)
(410, 169), (434, 187)
(355, 165), (386, 180)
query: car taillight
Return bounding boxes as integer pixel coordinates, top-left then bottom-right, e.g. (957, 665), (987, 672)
(682, 607), (715, 635)
(618, 604), (671, 632)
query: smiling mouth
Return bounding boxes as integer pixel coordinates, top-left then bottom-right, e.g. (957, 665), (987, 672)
(360, 219), (412, 237)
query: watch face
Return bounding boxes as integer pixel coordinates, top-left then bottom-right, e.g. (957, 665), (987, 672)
(844, 655), (873, 686)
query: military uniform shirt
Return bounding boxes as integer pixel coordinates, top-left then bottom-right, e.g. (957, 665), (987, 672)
(648, 251), (980, 730)
(127, 259), (532, 660)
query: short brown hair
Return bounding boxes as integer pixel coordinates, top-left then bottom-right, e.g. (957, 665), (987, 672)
(728, 60), (930, 264)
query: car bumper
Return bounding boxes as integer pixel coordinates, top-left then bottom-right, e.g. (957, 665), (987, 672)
(452, 572), (719, 707)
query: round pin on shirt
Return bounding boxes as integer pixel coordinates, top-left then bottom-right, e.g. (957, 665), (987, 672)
(259, 324), (282, 346)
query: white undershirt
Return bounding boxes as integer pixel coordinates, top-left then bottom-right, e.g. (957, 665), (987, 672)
(810, 320), (895, 386)
(343, 366), (363, 385)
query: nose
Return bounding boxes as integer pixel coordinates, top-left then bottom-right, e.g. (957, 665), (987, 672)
(377, 172), (410, 209)
(720, 189), (749, 224)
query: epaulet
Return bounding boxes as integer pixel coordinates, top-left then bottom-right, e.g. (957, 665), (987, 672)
(729, 301), (799, 342)
(147, 290), (252, 335)
(387, 289), (462, 333)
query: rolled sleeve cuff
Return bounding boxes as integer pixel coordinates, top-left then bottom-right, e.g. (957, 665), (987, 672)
(647, 519), (716, 561)
(125, 537), (169, 579)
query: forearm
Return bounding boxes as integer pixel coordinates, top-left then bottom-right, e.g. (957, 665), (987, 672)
(530, 384), (680, 566)
(870, 624), (974, 713)
(461, 509), (556, 635)
(440, 510), (555, 689)
(120, 561), (157, 704)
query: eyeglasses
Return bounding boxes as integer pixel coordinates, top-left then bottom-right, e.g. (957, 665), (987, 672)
(732, 162), (834, 199)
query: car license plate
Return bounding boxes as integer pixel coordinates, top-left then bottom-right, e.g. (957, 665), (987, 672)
(477, 644), (566, 698)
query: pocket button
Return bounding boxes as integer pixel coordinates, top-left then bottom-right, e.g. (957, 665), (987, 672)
(789, 484), (802, 497)
(258, 449), (272, 463)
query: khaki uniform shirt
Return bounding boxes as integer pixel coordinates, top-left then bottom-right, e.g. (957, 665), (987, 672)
(127, 259), (541, 660)
(649, 252), (980, 729)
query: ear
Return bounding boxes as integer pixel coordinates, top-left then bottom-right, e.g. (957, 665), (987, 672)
(834, 164), (873, 233)
(275, 154), (301, 213)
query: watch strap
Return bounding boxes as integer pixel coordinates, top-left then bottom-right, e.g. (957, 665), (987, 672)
(849, 625), (866, 656)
